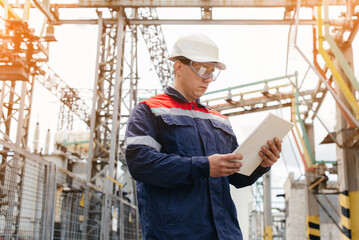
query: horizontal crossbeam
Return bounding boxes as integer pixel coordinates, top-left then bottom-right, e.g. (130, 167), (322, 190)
(78, 0), (353, 8)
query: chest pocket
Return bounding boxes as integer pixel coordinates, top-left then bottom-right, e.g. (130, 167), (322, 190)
(209, 119), (236, 154)
(158, 115), (199, 156)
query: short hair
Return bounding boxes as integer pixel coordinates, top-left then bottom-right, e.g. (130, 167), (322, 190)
(174, 56), (191, 65)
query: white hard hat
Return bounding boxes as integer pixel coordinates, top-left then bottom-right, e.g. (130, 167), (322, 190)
(168, 33), (226, 70)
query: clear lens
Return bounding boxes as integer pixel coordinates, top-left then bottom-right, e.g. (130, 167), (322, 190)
(190, 61), (221, 81)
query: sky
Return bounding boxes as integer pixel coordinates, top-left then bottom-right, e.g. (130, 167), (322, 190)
(21, 4), (358, 210)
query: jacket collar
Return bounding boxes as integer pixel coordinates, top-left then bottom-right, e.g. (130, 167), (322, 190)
(164, 87), (208, 109)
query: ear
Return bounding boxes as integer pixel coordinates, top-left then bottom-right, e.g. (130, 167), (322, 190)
(173, 60), (183, 76)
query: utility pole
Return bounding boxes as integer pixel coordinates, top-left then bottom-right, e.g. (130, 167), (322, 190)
(263, 171), (273, 240)
(304, 123), (321, 240)
(334, 44), (359, 240)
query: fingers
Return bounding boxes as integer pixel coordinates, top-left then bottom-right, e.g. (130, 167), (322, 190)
(221, 153), (243, 169)
(259, 137), (282, 167)
(267, 139), (281, 159)
(220, 161), (242, 171)
(259, 151), (275, 167)
(219, 153), (243, 161)
(214, 165), (240, 177)
(209, 153), (243, 177)
(223, 168), (238, 175)
(273, 137), (282, 152)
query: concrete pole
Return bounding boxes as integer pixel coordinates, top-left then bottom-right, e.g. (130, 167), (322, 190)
(263, 171), (273, 240)
(34, 122), (40, 153)
(334, 45), (359, 240)
(304, 123), (321, 239)
(45, 129), (51, 155)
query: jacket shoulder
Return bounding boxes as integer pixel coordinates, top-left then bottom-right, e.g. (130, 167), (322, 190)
(139, 94), (181, 108)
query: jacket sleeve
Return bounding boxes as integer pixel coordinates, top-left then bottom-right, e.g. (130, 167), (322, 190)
(125, 103), (209, 189)
(228, 165), (270, 188)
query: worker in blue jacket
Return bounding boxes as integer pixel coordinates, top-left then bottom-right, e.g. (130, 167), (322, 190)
(125, 32), (282, 240)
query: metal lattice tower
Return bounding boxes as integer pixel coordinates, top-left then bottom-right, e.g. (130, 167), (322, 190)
(86, 11), (126, 185)
(138, 8), (173, 89)
(117, 9), (140, 205)
(81, 11), (125, 238)
(57, 103), (74, 130)
(83, 9), (142, 237)
(36, 62), (93, 127)
(0, 19), (39, 148)
(0, 16), (47, 237)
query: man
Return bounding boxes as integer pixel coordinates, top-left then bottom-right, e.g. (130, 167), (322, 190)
(125, 33), (281, 240)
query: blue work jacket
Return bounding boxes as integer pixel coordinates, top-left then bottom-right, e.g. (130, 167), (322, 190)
(125, 87), (270, 240)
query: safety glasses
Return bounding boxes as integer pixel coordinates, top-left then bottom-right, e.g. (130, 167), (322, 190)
(189, 61), (221, 81)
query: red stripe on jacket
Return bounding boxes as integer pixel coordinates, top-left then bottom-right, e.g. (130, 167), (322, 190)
(140, 94), (228, 119)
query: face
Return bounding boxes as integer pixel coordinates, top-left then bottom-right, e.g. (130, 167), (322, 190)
(173, 61), (215, 102)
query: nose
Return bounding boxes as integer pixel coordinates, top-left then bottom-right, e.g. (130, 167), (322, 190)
(203, 76), (213, 82)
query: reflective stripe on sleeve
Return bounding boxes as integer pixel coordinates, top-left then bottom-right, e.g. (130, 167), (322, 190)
(125, 136), (162, 152)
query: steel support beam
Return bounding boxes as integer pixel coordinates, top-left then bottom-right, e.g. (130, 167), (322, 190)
(130, 19), (321, 25)
(102, 10), (126, 239)
(208, 89), (323, 114)
(86, 10), (126, 183)
(78, 0), (353, 8)
(0, 79), (34, 148)
(347, 18), (359, 44)
(58, 19), (339, 26)
(31, 0), (58, 22)
(116, 8), (140, 204)
(10, 0), (354, 8)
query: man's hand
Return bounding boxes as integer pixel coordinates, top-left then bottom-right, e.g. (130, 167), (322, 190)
(259, 137), (282, 167)
(208, 153), (243, 177)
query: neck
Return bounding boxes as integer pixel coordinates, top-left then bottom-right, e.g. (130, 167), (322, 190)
(173, 82), (196, 102)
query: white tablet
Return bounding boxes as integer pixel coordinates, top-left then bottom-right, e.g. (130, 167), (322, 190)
(233, 113), (294, 176)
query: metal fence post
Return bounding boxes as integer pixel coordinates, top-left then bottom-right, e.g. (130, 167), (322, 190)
(81, 187), (90, 240)
(42, 162), (56, 240)
(4, 153), (21, 239)
(120, 191), (124, 240)
(101, 191), (111, 240)
(134, 181), (140, 240)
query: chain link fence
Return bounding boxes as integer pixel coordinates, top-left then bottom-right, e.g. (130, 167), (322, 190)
(0, 140), (140, 240)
